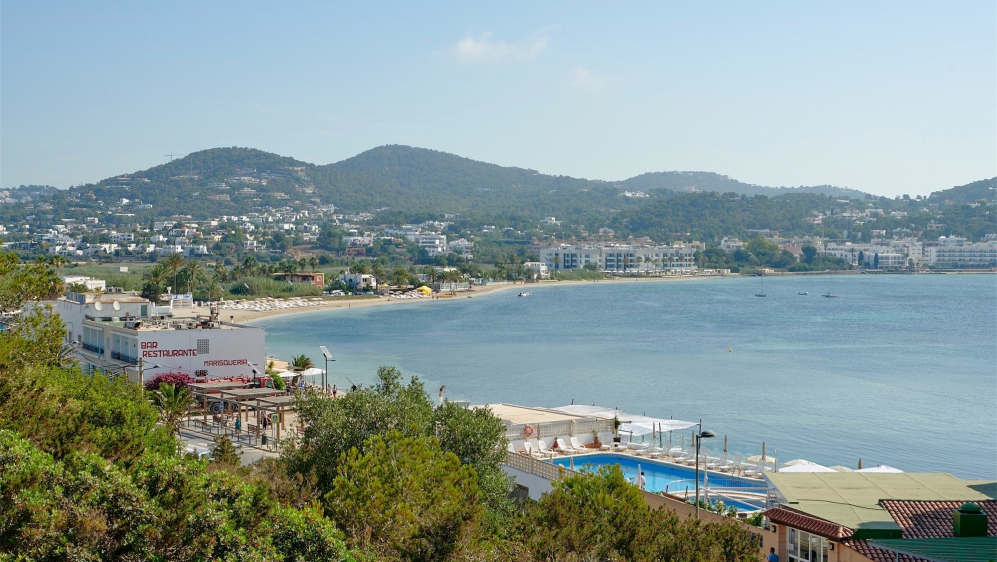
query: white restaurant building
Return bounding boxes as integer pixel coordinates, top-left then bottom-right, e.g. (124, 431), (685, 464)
(57, 291), (265, 383)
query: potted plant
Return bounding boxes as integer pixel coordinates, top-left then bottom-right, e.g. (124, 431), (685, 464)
(591, 429), (601, 449)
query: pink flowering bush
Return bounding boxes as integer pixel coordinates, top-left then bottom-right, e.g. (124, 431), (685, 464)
(144, 371), (194, 391)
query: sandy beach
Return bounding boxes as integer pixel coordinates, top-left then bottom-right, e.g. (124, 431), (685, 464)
(192, 274), (728, 325)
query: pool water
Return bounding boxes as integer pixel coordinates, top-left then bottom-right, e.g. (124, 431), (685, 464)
(553, 453), (765, 505)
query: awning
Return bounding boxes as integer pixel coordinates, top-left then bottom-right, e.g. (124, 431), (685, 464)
(553, 405), (697, 436)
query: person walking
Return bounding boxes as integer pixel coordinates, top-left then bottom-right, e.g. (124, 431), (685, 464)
(234, 416), (242, 435)
(332, 384), (337, 398)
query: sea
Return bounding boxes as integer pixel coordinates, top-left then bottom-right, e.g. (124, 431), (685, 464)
(257, 274), (997, 479)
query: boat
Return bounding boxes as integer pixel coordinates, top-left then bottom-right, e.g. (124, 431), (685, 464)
(823, 271), (837, 298)
(798, 291), (809, 296)
(518, 292), (532, 297)
(755, 275), (767, 297)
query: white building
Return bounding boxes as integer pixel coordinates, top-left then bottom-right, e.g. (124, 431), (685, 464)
(57, 292), (265, 383)
(110, 232), (134, 243)
(720, 237), (743, 252)
(523, 261), (549, 279)
(536, 242), (703, 273)
(925, 236), (997, 268)
(62, 276), (106, 292)
(407, 233), (447, 257)
(339, 272), (377, 291)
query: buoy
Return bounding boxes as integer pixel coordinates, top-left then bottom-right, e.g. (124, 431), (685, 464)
(728, 348), (733, 353)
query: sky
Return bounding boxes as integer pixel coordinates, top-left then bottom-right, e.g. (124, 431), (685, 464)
(2, 1), (994, 197)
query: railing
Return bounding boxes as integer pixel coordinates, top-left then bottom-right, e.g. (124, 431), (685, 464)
(82, 342), (103, 354)
(505, 450), (576, 481)
(182, 416), (299, 452)
(111, 351), (140, 364)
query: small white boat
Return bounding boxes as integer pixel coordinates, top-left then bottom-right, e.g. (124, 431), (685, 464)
(798, 291), (809, 296)
(518, 292), (532, 297)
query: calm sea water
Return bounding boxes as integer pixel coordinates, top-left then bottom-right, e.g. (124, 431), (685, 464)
(257, 274), (997, 479)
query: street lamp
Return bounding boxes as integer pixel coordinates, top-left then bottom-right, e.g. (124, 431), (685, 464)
(320, 346), (334, 395)
(694, 421), (716, 519)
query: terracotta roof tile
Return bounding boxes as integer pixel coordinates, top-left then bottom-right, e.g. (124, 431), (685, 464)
(842, 539), (929, 562)
(766, 506), (853, 540)
(881, 500), (997, 539)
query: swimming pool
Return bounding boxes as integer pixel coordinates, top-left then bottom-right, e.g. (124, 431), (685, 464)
(553, 453), (765, 506)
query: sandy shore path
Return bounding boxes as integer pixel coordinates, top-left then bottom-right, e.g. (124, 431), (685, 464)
(194, 274), (729, 325)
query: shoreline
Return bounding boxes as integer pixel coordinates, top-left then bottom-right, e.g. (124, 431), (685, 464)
(194, 268), (994, 325)
(197, 274), (728, 325)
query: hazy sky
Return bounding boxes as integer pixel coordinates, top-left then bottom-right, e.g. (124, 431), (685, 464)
(2, 2), (994, 197)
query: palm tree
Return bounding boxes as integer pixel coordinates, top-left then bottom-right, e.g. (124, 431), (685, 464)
(160, 253), (186, 293)
(242, 255), (258, 276)
(213, 263), (229, 283)
(308, 256), (318, 272)
(298, 257), (307, 273)
(50, 254), (67, 272)
(181, 259), (205, 294)
(151, 383), (193, 436)
(291, 354), (313, 370)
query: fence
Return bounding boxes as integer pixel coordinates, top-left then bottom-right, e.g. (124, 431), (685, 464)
(505, 450), (575, 481)
(182, 415), (297, 452)
(505, 418), (614, 440)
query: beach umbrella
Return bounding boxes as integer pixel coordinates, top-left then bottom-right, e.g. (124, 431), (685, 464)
(858, 457), (863, 469)
(724, 435), (728, 453)
(703, 469), (709, 503)
(637, 463), (642, 489)
(762, 441), (766, 460)
(829, 465), (854, 472)
(569, 456), (575, 471)
(783, 458), (813, 467)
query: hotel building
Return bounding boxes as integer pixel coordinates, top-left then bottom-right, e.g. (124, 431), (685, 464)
(536, 242), (704, 273)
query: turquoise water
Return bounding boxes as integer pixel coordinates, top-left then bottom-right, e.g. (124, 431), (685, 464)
(258, 274), (997, 479)
(552, 453), (762, 493)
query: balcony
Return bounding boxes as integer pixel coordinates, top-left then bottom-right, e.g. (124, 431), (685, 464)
(81, 342), (103, 354)
(111, 351), (140, 365)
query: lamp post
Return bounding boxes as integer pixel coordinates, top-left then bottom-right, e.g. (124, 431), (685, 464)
(694, 421), (716, 519)
(320, 346), (334, 395)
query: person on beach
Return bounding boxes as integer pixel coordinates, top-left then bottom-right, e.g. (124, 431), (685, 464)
(332, 384), (337, 398)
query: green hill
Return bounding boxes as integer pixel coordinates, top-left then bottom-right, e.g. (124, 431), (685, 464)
(621, 171), (869, 199)
(927, 177), (997, 205)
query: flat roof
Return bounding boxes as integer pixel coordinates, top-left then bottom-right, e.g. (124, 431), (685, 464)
(480, 403), (607, 425)
(216, 388), (286, 399)
(765, 473), (996, 536)
(189, 381), (251, 391)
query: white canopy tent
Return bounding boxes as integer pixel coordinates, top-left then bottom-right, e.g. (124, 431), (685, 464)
(855, 464), (904, 473)
(778, 460), (836, 473)
(553, 405), (697, 436)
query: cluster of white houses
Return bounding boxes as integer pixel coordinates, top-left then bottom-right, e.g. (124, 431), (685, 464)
(824, 235), (997, 269)
(535, 242), (705, 273)
(57, 290), (265, 383)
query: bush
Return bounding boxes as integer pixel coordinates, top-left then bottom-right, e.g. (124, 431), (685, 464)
(144, 371), (195, 392)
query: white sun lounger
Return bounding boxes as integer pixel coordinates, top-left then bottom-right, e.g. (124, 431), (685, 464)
(569, 437), (587, 452)
(556, 438), (580, 454)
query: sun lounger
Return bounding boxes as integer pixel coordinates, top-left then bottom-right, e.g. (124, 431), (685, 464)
(569, 437), (587, 451)
(556, 438), (580, 454)
(535, 439), (556, 457)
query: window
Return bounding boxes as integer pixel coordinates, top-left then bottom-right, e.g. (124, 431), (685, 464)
(787, 527), (827, 562)
(197, 339), (210, 355)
